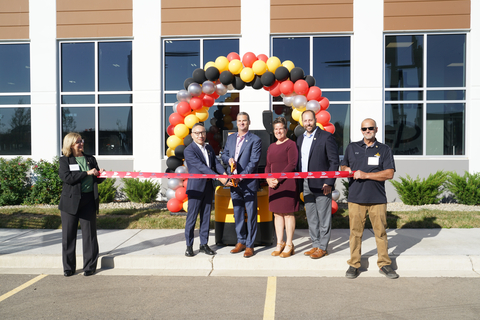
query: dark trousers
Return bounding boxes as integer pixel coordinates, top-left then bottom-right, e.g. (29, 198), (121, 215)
(185, 182), (213, 247)
(231, 185), (258, 248)
(60, 192), (99, 273)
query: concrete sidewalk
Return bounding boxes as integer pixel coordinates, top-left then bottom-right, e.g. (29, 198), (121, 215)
(1, 228), (479, 278)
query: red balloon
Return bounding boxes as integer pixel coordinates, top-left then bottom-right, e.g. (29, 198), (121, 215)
(273, 105), (284, 115)
(227, 52), (241, 62)
(319, 97), (330, 110)
(198, 92), (205, 99)
(242, 52), (257, 68)
(206, 132), (215, 141)
(189, 97), (203, 111)
(324, 123), (335, 134)
(209, 126), (219, 133)
(294, 80), (309, 95)
(316, 110), (331, 126)
(183, 179), (188, 189)
(203, 95), (215, 107)
(306, 86), (322, 101)
(169, 113), (184, 126)
(279, 80), (294, 96)
(269, 81), (282, 97)
(209, 92), (220, 100)
(257, 54), (268, 62)
(177, 101), (192, 117)
(332, 200), (338, 214)
(167, 124), (175, 136)
(175, 187), (188, 202)
(167, 198), (183, 213)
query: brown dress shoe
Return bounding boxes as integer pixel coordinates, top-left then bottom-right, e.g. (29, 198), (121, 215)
(310, 248), (328, 259)
(230, 243), (246, 253)
(304, 247), (319, 256)
(244, 247), (254, 258)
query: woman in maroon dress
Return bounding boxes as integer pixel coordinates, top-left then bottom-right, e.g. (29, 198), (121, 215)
(265, 117), (299, 258)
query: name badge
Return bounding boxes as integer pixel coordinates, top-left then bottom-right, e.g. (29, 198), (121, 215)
(368, 157), (379, 166)
(69, 164), (80, 171)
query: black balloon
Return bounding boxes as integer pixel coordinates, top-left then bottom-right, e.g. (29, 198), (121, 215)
(252, 76), (263, 90)
(183, 135), (193, 146)
(294, 125), (306, 137)
(174, 145), (186, 160)
(217, 104), (224, 110)
(165, 168), (175, 173)
(205, 66), (220, 81)
(232, 75), (245, 90)
(214, 110), (223, 119)
(305, 75), (316, 87)
(219, 70), (234, 85)
(275, 66), (290, 82)
(290, 67), (305, 83)
(261, 72), (275, 87)
(192, 68), (207, 84)
(167, 156), (183, 170)
(183, 77), (195, 90)
(216, 120), (224, 128)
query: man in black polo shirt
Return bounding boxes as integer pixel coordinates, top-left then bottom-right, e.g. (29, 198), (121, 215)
(340, 118), (398, 279)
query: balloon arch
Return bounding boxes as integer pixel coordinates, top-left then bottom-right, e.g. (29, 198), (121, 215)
(165, 52), (335, 213)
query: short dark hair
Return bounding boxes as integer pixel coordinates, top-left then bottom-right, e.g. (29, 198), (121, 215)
(237, 111), (250, 123)
(301, 109), (316, 121)
(191, 123), (205, 131)
(273, 117), (287, 129)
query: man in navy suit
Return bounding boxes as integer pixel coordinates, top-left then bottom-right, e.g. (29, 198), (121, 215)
(297, 110), (340, 259)
(184, 123), (231, 257)
(221, 112), (262, 258)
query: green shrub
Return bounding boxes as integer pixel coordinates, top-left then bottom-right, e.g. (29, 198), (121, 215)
(98, 178), (117, 203)
(24, 157), (62, 205)
(0, 157), (32, 206)
(121, 178), (161, 203)
(390, 171), (448, 205)
(341, 179), (349, 200)
(445, 171), (480, 205)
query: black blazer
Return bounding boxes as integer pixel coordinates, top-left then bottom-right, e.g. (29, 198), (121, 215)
(58, 154), (103, 215)
(297, 128), (340, 193)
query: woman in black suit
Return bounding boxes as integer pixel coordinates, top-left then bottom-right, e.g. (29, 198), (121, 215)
(58, 132), (105, 277)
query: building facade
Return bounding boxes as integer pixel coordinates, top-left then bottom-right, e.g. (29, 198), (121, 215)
(0, 0), (478, 201)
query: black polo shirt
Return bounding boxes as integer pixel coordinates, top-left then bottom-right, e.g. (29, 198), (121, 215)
(341, 139), (395, 204)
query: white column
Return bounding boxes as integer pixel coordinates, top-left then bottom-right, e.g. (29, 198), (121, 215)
(132, 0), (162, 172)
(240, 0), (271, 130)
(29, 0), (57, 161)
(352, 0), (384, 141)
(467, 1), (480, 173)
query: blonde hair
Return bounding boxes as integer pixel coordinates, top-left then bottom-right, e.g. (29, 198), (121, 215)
(62, 132), (82, 157)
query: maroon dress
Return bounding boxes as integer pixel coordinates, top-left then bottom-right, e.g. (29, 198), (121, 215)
(265, 139), (299, 213)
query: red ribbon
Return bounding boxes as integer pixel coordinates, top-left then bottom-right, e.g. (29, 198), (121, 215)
(99, 171), (353, 179)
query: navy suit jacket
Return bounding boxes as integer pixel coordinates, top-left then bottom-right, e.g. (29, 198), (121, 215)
(296, 127), (340, 193)
(184, 142), (226, 198)
(221, 131), (262, 192)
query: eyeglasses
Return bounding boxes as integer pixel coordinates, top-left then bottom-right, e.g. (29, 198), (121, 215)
(361, 127), (375, 131)
(192, 131), (206, 136)
(75, 139), (85, 144)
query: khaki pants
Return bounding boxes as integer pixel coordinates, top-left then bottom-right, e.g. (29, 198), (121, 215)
(347, 203), (391, 268)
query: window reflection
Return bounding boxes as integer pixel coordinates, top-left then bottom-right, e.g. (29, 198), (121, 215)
(385, 104), (423, 155)
(385, 35), (423, 88)
(272, 37), (310, 73)
(61, 42), (95, 92)
(62, 107), (95, 155)
(427, 103), (464, 155)
(313, 37), (351, 89)
(427, 34), (466, 88)
(0, 44), (30, 93)
(204, 39), (239, 64)
(98, 42), (132, 91)
(0, 107), (31, 155)
(98, 107), (132, 155)
(165, 40), (200, 91)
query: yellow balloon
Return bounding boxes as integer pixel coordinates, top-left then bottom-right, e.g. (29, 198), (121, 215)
(240, 67), (255, 83)
(183, 201), (188, 212)
(224, 122), (233, 130)
(252, 60), (267, 75)
(215, 56), (229, 72)
(195, 109), (209, 122)
(223, 115), (232, 124)
(184, 114), (200, 128)
(300, 192), (304, 202)
(204, 61), (216, 70)
(289, 123), (296, 131)
(291, 108), (302, 122)
(228, 59), (243, 74)
(222, 107), (231, 115)
(166, 147), (175, 157)
(266, 56), (282, 72)
(317, 123), (324, 130)
(174, 124), (189, 139)
(167, 135), (183, 149)
(282, 60), (295, 72)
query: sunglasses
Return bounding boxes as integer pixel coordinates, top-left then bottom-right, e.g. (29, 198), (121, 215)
(361, 127), (375, 131)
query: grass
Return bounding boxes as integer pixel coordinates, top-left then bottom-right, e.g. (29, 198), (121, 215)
(1, 204), (480, 229)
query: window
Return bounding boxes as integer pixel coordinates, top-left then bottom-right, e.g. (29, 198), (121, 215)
(384, 34), (466, 156)
(0, 43), (31, 155)
(163, 38), (240, 155)
(59, 41), (133, 155)
(272, 36), (351, 155)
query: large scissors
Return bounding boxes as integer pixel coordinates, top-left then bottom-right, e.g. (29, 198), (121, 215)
(230, 162), (238, 187)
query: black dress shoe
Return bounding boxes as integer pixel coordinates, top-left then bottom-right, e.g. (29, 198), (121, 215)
(199, 244), (216, 255)
(83, 270), (95, 276)
(185, 246), (194, 257)
(64, 270), (74, 277)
